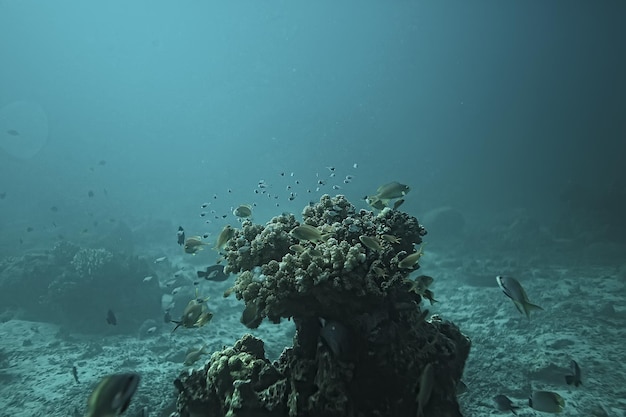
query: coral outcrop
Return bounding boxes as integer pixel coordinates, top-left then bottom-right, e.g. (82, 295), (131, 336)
(0, 241), (161, 332)
(172, 195), (470, 417)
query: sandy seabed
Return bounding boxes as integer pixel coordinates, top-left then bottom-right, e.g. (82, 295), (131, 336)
(1, 249), (625, 417)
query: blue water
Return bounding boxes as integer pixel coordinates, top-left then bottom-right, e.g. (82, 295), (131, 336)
(2, 1), (623, 253)
(1, 1), (625, 416)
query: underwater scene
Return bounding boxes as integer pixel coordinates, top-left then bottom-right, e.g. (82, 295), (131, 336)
(1, 1), (625, 416)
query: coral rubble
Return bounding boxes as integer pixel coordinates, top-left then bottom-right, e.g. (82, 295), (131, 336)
(173, 195), (470, 417)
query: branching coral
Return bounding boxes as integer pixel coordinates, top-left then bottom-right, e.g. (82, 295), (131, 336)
(70, 248), (114, 280)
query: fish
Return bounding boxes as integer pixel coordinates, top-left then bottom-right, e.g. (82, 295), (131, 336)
(493, 394), (519, 415)
(154, 256), (167, 263)
(197, 264), (229, 282)
(171, 295), (212, 332)
(88, 190), (94, 198)
(0, 192), (5, 199)
(289, 244), (305, 253)
(359, 235), (382, 251)
(241, 303), (263, 329)
(184, 237), (207, 254)
(194, 311), (213, 327)
(215, 225), (235, 250)
(392, 198), (405, 210)
(98, 160), (106, 166)
(6, 129), (20, 136)
(408, 275), (436, 304)
(319, 319), (350, 359)
(398, 245), (425, 269)
(529, 390), (565, 413)
(71, 366), (80, 384)
(163, 310), (172, 324)
(496, 276), (543, 318)
(50, 206), (58, 212)
(375, 181), (410, 200)
(416, 363), (434, 417)
(177, 226), (185, 246)
(290, 224), (324, 242)
(183, 345), (207, 366)
(85, 372), (140, 417)
(422, 289), (438, 305)
(232, 204), (252, 218)
(365, 195), (388, 210)
(381, 234), (401, 244)
(565, 359), (582, 387)
(106, 309), (117, 326)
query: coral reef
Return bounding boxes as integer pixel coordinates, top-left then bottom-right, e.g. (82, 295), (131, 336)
(0, 241), (161, 333)
(173, 195), (470, 417)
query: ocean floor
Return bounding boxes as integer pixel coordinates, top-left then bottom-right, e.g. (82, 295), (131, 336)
(1, 248), (625, 417)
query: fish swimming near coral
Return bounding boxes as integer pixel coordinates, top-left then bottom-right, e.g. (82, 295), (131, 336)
(359, 235), (382, 251)
(197, 264), (229, 282)
(183, 345), (207, 366)
(417, 363), (434, 417)
(398, 245), (425, 269)
(407, 275), (438, 304)
(232, 204), (253, 218)
(319, 319), (351, 359)
(366, 181), (410, 210)
(184, 236), (207, 254)
(375, 181), (410, 200)
(392, 198), (405, 210)
(85, 372), (140, 417)
(291, 224), (324, 242)
(496, 275), (543, 318)
(171, 294), (213, 332)
(215, 225), (235, 250)
(241, 303), (263, 329)
(565, 359), (582, 387)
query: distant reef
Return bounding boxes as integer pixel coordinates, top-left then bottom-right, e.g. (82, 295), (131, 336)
(0, 240), (161, 333)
